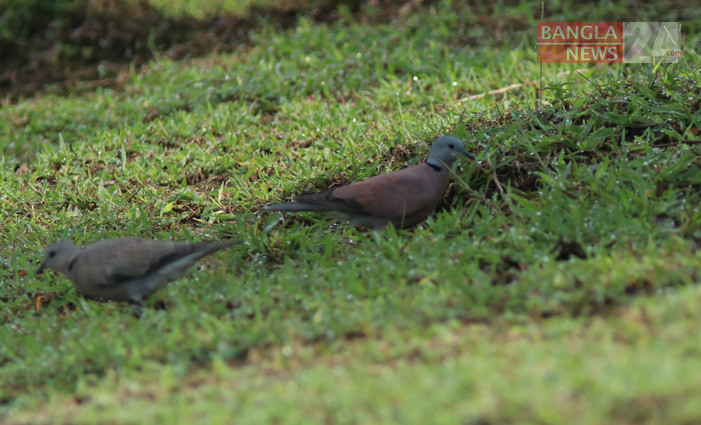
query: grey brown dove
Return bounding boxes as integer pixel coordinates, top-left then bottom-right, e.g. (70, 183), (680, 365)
(37, 238), (238, 304)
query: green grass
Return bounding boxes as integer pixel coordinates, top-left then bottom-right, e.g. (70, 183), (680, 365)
(13, 284), (701, 424)
(1, 0), (700, 423)
(145, 0), (286, 18)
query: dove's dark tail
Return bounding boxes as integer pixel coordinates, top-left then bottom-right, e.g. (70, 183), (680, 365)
(148, 239), (241, 279)
(199, 239), (242, 254)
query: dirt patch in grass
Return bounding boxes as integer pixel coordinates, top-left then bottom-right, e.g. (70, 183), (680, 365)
(0, 1), (296, 101)
(0, 0), (438, 102)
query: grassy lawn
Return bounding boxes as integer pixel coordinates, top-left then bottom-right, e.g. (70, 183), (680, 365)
(1, 0), (700, 423)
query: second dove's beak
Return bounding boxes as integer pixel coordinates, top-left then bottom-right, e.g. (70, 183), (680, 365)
(462, 151), (476, 160)
(458, 147), (475, 160)
(36, 263), (46, 275)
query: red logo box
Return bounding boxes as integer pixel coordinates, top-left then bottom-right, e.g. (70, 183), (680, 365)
(537, 22), (623, 63)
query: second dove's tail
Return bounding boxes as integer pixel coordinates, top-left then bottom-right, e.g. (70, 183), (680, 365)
(198, 239), (242, 255)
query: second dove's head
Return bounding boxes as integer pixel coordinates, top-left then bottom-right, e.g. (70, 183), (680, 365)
(427, 136), (474, 168)
(38, 240), (81, 275)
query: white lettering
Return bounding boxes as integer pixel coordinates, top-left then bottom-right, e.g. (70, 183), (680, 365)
(553, 26), (565, 39)
(541, 25), (552, 39)
(605, 25), (618, 40)
(581, 25), (592, 40)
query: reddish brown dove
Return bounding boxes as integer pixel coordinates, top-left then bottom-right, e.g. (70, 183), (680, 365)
(263, 136), (474, 230)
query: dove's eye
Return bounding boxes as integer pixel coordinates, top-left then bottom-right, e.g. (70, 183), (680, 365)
(448, 144), (455, 149)
(48, 251), (56, 258)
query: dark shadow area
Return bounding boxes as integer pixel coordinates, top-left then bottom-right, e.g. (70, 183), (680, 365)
(0, 0), (422, 102)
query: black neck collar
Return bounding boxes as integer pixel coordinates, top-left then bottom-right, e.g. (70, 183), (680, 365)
(68, 256), (78, 272)
(425, 160), (442, 172)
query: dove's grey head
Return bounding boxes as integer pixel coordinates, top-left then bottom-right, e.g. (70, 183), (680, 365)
(37, 240), (81, 275)
(426, 136), (474, 168)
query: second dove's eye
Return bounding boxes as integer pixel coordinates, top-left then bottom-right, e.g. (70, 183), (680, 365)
(48, 251), (56, 258)
(449, 144), (455, 149)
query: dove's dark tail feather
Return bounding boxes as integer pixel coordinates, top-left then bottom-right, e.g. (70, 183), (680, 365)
(263, 202), (333, 212)
(195, 239), (242, 256)
(141, 240), (239, 290)
(110, 239), (240, 288)
(159, 240), (240, 268)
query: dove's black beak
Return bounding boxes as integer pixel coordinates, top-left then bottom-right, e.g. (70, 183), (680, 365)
(457, 145), (475, 161)
(461, 151), (476, 160)
(36, 262), (46, 275)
